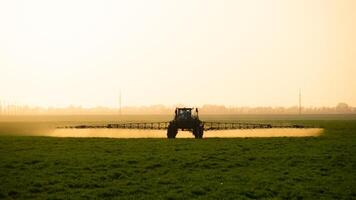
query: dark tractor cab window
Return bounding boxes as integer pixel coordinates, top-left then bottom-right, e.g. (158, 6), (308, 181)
(177, 109), (192, 120)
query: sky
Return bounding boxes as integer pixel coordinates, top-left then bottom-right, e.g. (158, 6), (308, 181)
(0, 0), (355, 108)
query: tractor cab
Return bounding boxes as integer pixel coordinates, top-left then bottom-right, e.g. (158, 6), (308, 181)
(174, 108), (198, 121)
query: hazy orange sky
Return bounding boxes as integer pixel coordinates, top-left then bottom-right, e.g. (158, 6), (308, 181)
(0, 0), (355, 108)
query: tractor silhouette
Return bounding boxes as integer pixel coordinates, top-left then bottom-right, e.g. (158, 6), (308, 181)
(167, 108), (204, 139)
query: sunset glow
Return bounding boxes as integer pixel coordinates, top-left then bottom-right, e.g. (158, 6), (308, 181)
(1, 0), (355, 108)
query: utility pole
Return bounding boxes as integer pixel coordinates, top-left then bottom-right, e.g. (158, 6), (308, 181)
(299, 89), (302, 115)
(3, 101), (7, 115)
(119, 90), (122, 116)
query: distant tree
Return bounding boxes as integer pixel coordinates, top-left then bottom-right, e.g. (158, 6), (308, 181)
(336, 102), (350, 113)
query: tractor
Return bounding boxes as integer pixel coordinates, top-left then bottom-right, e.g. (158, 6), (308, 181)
(63, 107), (309, 139)
(167, 108), (204, 139)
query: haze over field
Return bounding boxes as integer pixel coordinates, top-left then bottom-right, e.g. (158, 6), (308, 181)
(0, 0), (355, 108)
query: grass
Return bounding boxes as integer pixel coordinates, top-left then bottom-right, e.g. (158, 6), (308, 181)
(0, 116), (355, 199)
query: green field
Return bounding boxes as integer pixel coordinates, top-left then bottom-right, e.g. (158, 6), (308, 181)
(0, 115), (355, 199)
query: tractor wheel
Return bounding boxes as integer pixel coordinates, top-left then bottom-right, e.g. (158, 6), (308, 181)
(193, 125), (204, 139)
(167, 123), (178, 139)
(199, 125), (204, 138)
